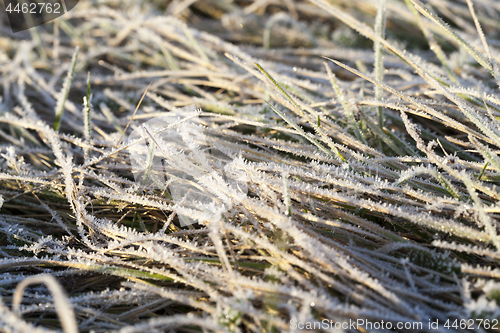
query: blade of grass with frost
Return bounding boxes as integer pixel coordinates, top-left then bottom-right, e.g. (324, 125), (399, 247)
(399, 108), (500, 200)
(255, 63), (346, 163)
(466, 0), (500, 86)
(325, 57), (409, 156)
(477, 162), (489, 181)
(374, 0), (387, 129)
(466, 0), (492, 65)
(357, 106), (406, 156)
(61, 261), (177, 282)
(462, 171), (500, 251)
(182, 25), (209, 63)
(311, 0), (450, 86)
(54, 46), (79, 131)
(161, 45), (180, 70)
(396, 166), (462, 200)
(13, 274), (78, 333)
(279, 81), (327, 115)
(383, 127), (418, 156)
(265, 102), (343, 162)
(469, 135), (500, 173)
(403, 0), (458, 84)
(115, 81), (152, 148)
(83, 72), (92, 161)
(433, 240), (500, 259)
(324, 63), (366, 145)
(283, 172), (291, 216)
(409, 0), (493, 74)
(126, 35), (178, 67)
(319, 0), (486, 126)
(142, 139), (156, 186)
(418, 69), (500, 146)
(383, 111), (479, 161)
(326, 57), (498, 144)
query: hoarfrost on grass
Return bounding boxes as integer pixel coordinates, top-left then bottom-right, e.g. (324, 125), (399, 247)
(2, 0), (500, 332)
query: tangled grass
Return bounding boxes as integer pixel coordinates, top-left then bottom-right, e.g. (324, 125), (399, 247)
(1, 0), (500, 331)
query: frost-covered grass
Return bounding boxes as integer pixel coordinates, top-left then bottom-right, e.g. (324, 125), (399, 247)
(1, 0), (500, 332)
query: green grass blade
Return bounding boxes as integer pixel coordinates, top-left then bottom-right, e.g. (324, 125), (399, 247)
(54, 47), (79, 131)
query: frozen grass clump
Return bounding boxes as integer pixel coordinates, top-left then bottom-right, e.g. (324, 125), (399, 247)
(1, 0), (500, 331)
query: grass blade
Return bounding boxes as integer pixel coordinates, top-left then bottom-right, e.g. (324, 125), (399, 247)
(54, 46), (79, 131)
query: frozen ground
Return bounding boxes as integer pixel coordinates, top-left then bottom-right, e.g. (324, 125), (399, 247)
(1, 0), (500, 332)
